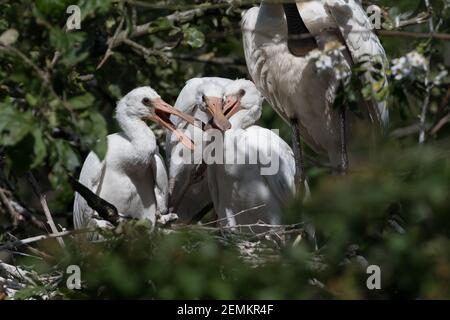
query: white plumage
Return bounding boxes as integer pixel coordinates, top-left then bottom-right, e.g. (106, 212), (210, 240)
(242, 0), (388, 170)
(166, 77), (232, 223)
(207, 80), (296, 231)
(73, 87), (195, 236)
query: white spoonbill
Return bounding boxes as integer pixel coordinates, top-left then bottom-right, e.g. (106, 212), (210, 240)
(166, 77), (232, 223)
(207, 79), (296, 231)
(242, 0), (388, 185)
(73, 86), (196, 235)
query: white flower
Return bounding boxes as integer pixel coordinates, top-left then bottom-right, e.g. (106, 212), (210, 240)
(308, 48), (351, 82)
(391, 50), (429, 81)
(433, 70), (448, 86)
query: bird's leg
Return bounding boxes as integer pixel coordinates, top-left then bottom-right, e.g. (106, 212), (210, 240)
(290, 118), (309, 197)
(339, 106), (349, 175)
(290, 119), (316, 248)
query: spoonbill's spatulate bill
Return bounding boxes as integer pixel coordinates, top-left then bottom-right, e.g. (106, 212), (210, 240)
(242, 0), (388, 183)
(166, 77), (233, 223)
(73, 87), (196, 238)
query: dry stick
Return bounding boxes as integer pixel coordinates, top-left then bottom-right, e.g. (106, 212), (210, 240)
(0, 229), (92, 251)
(378, 30), (450, 41)
(27, 173), (65, 249)
(419, 0), (435, 144)
(0, 45), (73, 113)
(0, 261), (36, 286)
(0, 188), (23, 227)
(430, 112), (450, 136)
(96, 16), (125, 70)
(201, 205), (267, 227)
(106, 8), (206, 53)
(6, 233), (54, 262)
(122, 38), (167, 61)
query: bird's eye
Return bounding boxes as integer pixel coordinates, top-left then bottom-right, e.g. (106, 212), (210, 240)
(142, 97), (151, 105)
(201, 95), (206, 102)
(238, 89), (246, 97)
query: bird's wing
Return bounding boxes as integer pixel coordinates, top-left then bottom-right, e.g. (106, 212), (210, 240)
(152, 152), (169, 216)
(247, 127), (296, 204)
(241, 7), (263, 92)
(324, 0), (389, 127)
(73, 150), (106, 229)
(241, 7), (291, 123)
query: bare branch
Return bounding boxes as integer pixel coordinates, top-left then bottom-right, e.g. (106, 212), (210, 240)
(111, 8), (207, 49)
(0, 229), (92, 251)
(418, 0), (435, 144)
(0, 188), (23, 227)
(378, 30), (450, 41)
(430, 112), (450, 136)
(27, 173), (65, 249)
(97, 17), (125, 70)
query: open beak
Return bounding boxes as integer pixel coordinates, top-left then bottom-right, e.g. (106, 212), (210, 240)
(223, 95), (241, 119)
(149, 98), (196, 150)
(204, 96), (231, 131)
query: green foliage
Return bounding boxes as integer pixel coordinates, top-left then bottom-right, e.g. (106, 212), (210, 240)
(1, 0), (450, 300)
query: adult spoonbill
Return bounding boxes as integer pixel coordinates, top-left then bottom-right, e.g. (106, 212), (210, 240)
(166, 77), (232, 223)
(73, 87), (196, 235)
(207, 79), (296, 231)
(242, 0), (388, 185)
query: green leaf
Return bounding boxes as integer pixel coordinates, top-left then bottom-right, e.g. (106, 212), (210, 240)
(78, 111), (108, 160)
(182, 26), (205, 49)
(68, 93), (95, 110)
(25, 93), (38, 107)
(148, 17), (175, 33)
(49, 28), (87, 67)
(31, 129), (47, 168)
(0, 102), (34, 146)
(54, 139), (80, 171)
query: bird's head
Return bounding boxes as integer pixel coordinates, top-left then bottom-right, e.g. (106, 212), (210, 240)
(196, 83), (231, 132)
(118, 86), (196, 149)
(223, 79), (264, 119)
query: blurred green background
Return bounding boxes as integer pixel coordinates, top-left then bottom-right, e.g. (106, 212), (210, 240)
(0, 0), (449, 299)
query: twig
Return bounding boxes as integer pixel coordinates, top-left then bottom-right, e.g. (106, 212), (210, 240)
(0, 44), (73, 112)
(27, 173), (65, 249)
(378, 30), (450, 41)
(49, 51), (60, 69)
(6, 233), (54, 262)
(201, 205), (267, 227)
(0, 45), (49, 84)
(10, 200), (47, 231)
(109, 8), (207, 51)
(0, 229), (92, 251)
(390, 124), (422, 138)
(418, 0), (435, 144)
(168, 53), (247, 69)
(430, 112), (450, 136)
(0, 261), (36, 286)
(97, 16), (125, 70)
(0, 188), (23, 227)
(393, 10), (431, 28)
(122, 38), (167, 61)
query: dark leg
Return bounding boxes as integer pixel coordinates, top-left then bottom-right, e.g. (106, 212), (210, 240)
(290, 118), (306, 192)
(290, 119), (316, 249)
(339, 107), (349, 175)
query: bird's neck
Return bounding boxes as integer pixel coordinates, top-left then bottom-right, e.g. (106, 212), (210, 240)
(117, 112), (157, 159)
(230, 106), (261, 130)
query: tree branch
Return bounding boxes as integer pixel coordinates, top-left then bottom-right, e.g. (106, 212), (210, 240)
(0, 188), (23, 227)
(27, 173), (65, 249)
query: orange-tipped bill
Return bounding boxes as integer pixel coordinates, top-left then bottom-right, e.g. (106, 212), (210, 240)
(204, 96), (231, 131)
(149, 98), (195, 150)
(223, 95), (241, 119)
